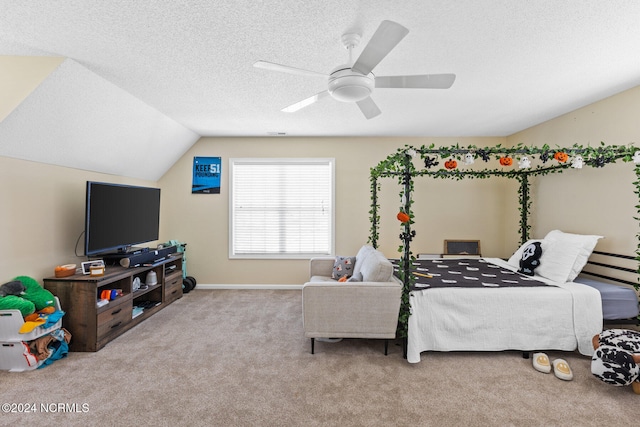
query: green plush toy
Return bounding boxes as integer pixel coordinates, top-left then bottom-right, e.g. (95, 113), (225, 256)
(13, 276), (56, 311)
(0, 280), (35, 316)
(0, 295), (36, 316)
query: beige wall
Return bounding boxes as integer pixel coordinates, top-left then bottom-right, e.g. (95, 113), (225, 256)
(0, 156), (157, 282)
(159, 136), (509, 285)
(2, 85), (638, 287)
(507, 85), (640, 255)
(0, 136), (505, 287)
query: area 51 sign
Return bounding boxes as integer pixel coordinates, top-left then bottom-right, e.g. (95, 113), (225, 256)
(192, 157), (221, 194)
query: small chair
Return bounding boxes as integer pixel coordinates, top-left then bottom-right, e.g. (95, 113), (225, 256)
(302, 245), (402, 355)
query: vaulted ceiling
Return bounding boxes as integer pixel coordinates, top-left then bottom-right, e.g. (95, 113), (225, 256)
(1, 1), (639, 180)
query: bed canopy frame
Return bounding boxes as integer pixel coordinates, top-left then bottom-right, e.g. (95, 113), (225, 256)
(368, 142), (640, 339)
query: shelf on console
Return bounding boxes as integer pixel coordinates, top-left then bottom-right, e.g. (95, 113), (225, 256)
(44, 254), (183, 352)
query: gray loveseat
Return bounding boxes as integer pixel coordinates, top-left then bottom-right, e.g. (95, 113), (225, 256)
(302, 245), (402, 355)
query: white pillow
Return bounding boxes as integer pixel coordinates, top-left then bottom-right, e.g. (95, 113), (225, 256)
(535, 238), (582, 283)
(508, 231), (603, 283)
(509, 239), (573, 280)
(543, 230), (602, 282)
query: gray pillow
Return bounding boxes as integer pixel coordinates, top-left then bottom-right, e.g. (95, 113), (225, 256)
(346, 272), (363, 282)
(359, 250), (393, 282)
(332, 256), (356, 280)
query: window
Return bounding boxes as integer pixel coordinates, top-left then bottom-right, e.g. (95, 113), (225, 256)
(230, 158), (335, 258)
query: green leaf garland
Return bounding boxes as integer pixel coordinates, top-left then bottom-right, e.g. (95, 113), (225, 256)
(369, 143), (640, 339)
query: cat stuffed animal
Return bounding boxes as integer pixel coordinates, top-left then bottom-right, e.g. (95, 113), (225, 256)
(0, 280), (25, 297)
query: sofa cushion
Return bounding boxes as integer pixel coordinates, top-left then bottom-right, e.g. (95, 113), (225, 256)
(347, 272), (363, 282)
(332, 256), (356, 279)
(309, 275), (337, 283)
(359, 247), (393, 282)
(353, 245), (375, 277)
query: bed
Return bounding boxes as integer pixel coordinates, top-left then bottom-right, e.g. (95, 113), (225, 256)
(574, 250), (640, 321)
(400, 230), (635, 363)
(576, 277), (639, 320)
(404, 257), (603, 363)
(368, 144), (640, 363)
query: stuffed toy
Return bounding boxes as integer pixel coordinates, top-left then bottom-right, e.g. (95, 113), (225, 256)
(0, 280), (25, 297)
(0, 280), (35, 316)
(14, 276), (55, 311)
(0, 276), (56, 318)
(554, 151), (569, 163)
(591, 329), (640, 394)
(518, 241), (542, 276)
(463, 152), (475, 165)
(518, 156), (531, 169)
(499, 156), (513, 166)
(571, 155), (584, 169)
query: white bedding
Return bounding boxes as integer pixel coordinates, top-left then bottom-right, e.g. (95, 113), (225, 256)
(406, 258), (603, 363)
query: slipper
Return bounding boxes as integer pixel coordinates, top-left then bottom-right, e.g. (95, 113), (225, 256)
(532, 352), (551, 373)
(552, 359), (573, 381)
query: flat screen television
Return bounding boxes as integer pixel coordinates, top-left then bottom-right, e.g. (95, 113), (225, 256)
(84, 181), (161, 256)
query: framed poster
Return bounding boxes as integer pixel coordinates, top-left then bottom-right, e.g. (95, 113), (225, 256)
(192, 157), (221, 194)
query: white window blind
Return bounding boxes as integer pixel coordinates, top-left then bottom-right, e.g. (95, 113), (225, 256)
(230, 158), (335, 258)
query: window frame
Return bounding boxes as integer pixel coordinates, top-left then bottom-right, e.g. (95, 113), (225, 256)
(229, 157), (335, 259)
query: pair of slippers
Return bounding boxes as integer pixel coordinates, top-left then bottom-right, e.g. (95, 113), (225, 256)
(533, 353), (573, 380)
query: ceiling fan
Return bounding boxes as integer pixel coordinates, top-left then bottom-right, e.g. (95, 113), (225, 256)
(254, 20), (456, 120)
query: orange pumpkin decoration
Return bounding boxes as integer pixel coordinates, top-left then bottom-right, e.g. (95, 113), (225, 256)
(499, 156), (513, 166)
(444, 159), (457, 170)
(397, 212), (410, 223)
(554, 151), (568, 163)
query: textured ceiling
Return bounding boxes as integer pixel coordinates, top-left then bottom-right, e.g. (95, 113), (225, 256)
(1, 1), (640, 180)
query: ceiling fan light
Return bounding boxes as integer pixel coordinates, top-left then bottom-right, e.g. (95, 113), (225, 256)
(330, 84), (371, 102)
(328, 70), (374, 102)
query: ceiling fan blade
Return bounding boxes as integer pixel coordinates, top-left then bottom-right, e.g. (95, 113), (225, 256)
(351, 20), (409, 75)
(375, 74), (456, 89)
(253, 60), (328, 78)
(282, 90), (330, 113)
(356, 96), (382, 119)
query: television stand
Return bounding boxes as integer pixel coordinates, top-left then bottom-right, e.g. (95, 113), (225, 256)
(43, 253), (183, 352)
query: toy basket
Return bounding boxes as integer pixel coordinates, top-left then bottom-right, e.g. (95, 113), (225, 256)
(0, 297), (62, 342)
(0, 297), (63, 372)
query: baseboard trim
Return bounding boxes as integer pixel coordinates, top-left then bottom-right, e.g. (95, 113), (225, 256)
(195, 284), (303, 290)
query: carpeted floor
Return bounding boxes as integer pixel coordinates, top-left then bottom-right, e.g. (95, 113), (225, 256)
(0, 289), (637, 426)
